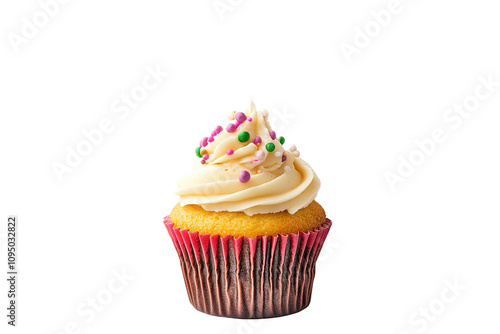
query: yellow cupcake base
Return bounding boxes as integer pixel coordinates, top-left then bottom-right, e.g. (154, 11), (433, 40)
(169, 201), (326, 238)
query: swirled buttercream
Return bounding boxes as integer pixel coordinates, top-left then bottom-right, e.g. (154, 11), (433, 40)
(176, 102), (321, 216)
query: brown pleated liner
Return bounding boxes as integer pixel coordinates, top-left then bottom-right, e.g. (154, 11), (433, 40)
(164, 215), (332, 318)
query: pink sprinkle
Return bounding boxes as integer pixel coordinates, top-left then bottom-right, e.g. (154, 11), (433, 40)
(253, 136), (262, 145)
(235, 112), (247, 123)
(269, 131), (276, 140)
(226, 123), (236, 133)
(239, 170), (251, 183)
(208, 136), (214, 143)
(201, 137), (209, 147)
(253, 159), (260, 163)
(227, 149), (234, 155)
(235, 121), (241, 128)
(203, 154), (209, 160)
(248, 117), (252, 122)
(211, 131), (217, 137)
(215, 125), (223, 133)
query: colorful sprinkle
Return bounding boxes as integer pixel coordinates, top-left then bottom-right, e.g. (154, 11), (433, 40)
(239, 170), (251, 183)
(201, 160), (206, 164)
(269, 131), (276, 140)
(215, 125), (223, 133)
(284, 166), (291, 172)
(282, 154), (287, 162)
(279, 136), (285, 145)
(266, 142), (275, 152)
(235, 112), (247, 123)
(248, 117), (252, 122)
(238, 131), (250, 142)
(226, 123), (236, 133)
(201, 137), (209, 147)
(255, 150), (265, 160)
(253, 136), (262, 145)
(211, 131), (217, 137)
(227, 149), (234, 155)
(208, 136), (214, 143)
(289, 144), (297, 152)
(235, 121), (241, 128)
(195, 147), (202, 158)
(203, 154), (209, 160)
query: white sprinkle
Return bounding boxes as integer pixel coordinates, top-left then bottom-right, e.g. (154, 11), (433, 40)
(284, 166), (291, 172)
(293, 150), (300, 157)
(255, 150), (265, 160)
(262, 109), (269, 117)
(289, 144), (297, 152)
(274, 151), (282, 157)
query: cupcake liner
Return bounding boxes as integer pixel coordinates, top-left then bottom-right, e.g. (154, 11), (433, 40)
(164, 216), (332, 319)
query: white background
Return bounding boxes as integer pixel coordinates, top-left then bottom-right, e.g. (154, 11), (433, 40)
(1, 0), (500, 333)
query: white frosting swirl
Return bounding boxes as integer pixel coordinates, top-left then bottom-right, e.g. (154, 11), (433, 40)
(176, 102), (321, 216)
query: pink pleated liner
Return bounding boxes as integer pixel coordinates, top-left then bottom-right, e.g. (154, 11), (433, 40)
(164, 215), (332, 319)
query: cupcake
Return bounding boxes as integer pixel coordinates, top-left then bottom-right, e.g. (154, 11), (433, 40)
(164, 102), (332, 318)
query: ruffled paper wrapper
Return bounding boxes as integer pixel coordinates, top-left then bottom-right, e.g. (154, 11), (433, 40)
(164, 215), (332, 318)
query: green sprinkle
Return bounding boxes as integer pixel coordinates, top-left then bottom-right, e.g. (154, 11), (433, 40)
(238, 131), (250, 142)
(195, 147), (202, 158)
(266, 142), (275, 152)
(278, 136), (285, 145)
